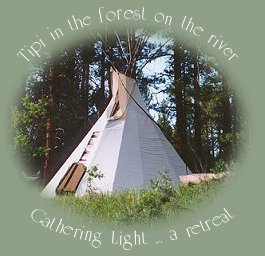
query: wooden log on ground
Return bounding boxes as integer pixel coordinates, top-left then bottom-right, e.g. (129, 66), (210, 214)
(179, 172), (228, 185)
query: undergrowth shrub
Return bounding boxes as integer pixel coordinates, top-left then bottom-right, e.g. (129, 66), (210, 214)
(150, 171), (177, 201)
(54, 171), (227, 226)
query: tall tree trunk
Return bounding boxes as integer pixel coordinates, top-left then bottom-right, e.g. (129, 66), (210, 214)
(43, 118), (51, 184)
(82, 62), (89, 120)
(98, 44), (106, 114)
(222, 80), (232, 160)
(81, 44), (93, 125)
(129, 29), (137, 79)
(81, 49), (90, 123)
(43, 66), (54, 185)
(231, 92), (240, 153)
(173, 38), (188, 161)
(192, 48), (203, 172)
(107, 45), (113, 99)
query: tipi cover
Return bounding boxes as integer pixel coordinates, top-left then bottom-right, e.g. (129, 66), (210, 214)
(41, 70), (189, 197)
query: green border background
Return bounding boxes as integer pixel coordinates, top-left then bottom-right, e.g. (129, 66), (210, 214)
(0, 0), (264, 255)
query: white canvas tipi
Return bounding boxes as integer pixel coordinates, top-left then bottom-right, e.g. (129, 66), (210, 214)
(41, 70), (189, 198)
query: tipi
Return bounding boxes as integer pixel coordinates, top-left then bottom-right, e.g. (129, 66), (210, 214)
(41, 69), (189, 198)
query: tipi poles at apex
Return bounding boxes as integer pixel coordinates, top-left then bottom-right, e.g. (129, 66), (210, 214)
(91, 27), (151, 78)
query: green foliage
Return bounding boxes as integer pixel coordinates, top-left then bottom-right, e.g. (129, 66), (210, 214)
(150, 171), (176, 200)
(11, 96), (49, 160)
(86, 165), (104, 192)
(176, 179), (223, 209)
(55, 172), (227, 226)
(210, 159), (227, 173)
(219, 133), (234, 143)
(210, 159), (237, 174)
(137, 190), (164, 216)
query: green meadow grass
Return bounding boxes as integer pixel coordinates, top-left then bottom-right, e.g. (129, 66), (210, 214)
(54, 177), (227, 226)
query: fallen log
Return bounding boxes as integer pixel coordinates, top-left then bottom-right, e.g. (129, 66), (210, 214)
(179, 172), (228, 185)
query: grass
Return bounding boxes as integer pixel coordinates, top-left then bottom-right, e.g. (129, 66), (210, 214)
(54, 174), (227, 226)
